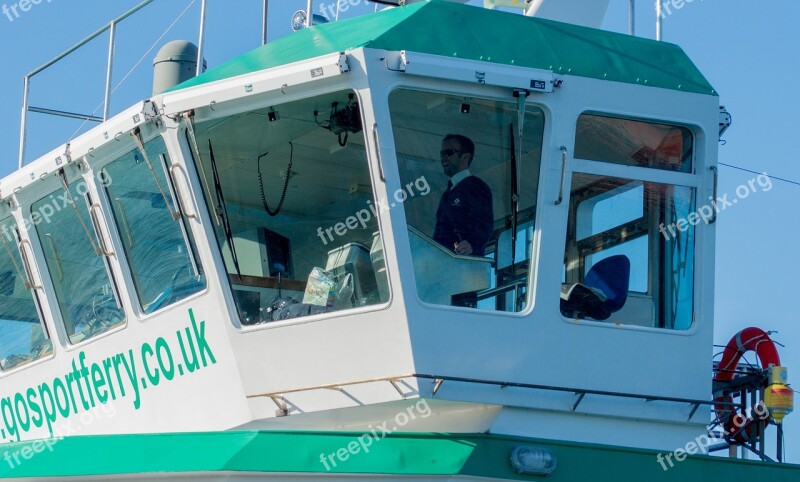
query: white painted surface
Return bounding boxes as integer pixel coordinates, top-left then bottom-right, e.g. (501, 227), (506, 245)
(0, 43), (720, 456)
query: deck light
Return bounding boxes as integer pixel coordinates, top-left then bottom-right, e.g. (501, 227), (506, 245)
(291, 10), (328, 31)
(510, 445), (557, 476)
(291, 10), (306, 31)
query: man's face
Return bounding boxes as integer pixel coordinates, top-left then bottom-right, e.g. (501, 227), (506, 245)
(440, 139), (470, 178)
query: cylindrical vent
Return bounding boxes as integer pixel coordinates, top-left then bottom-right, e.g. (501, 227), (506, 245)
(153, 40), (205, 95)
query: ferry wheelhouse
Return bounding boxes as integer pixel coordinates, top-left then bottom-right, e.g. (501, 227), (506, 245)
(0, 1), (795, 479)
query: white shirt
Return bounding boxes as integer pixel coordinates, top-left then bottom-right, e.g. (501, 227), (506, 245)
(449, 169), (471, 189)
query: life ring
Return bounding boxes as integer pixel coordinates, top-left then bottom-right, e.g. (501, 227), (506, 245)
(713, 327), (780, 443)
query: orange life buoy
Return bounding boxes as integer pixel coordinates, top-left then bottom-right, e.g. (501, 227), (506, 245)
(713, 327), (780, 443)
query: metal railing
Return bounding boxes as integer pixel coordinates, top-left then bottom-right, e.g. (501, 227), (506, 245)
(249, 372), (739, 423)
(17, 0), (274, 169)
(631, 1), (665, 39)
(17, 0), (661, 169)
(18, 0), (154, 168)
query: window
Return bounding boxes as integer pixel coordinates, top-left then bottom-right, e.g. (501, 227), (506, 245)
(103, 136), (206, 314)
(575, 114), (693, 173)
(563, 174), (695, 329)
(33, 177), (126, 344)
(189, 90), (388, 325)
(577, 182), (648, 292)
(0, 217), (52, 370)
(388, 89), (545, 312)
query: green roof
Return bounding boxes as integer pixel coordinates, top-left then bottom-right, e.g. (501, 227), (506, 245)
(173, 1), (716, 96)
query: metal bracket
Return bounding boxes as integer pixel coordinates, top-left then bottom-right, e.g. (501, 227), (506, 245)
(432, 378), (444, 396)
(337, 52), (350, 73)
(269, 396), (290, 417)
(388, 378), (407, 398)
(719, 105), (732, 136)
(142, 100), (159, 120)
(571, 392), (586, 411)
(689, 402), (701, 420)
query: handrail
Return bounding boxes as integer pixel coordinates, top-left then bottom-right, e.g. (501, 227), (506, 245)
(554, 146), (567, 205)
(18, 239), (44, 290)
(18, 0), (156, 168)
(24, 1), (155, 79)
(407, 225), (496, 267)
(247, 374), (416, 399)
(168, 163), (198, 219)
(17, 0), (275, 168)
(89, 203), (116, 257)
(248, 372), (738, 422)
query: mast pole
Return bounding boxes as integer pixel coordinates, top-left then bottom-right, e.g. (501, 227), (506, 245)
(629, 0), (635, 36)
(103, 21), (117, 121)
(655, 0), (662, 41)
(197, 0), (208, 76)
(262, 0), (269, 45)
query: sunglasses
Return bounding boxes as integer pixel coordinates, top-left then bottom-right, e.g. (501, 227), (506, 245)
(440, 149), (462, 158)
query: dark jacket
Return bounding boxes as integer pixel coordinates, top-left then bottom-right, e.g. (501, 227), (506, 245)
(433, 176), (493, 256)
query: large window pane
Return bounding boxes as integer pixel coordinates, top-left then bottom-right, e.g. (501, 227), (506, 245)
(575, 114), (693, 173)
(103, 136), (206, 314)
(389, 89), (545, 312)
(562, 174), (695, 329)
(0, 218), (51, 370)
(190, 90), (387, 325)
(34, 180), (126, 343)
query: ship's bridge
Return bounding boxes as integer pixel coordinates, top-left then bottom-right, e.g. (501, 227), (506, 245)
(0, 1), (722, 451)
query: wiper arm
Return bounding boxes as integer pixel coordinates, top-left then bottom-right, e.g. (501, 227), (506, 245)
(208, 140), (242, 277)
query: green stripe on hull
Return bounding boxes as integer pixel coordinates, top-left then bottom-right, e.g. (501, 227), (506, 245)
(0, 431), (797, 480)
(170, 1), (716, 96)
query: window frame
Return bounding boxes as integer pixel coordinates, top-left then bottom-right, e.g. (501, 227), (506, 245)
(568, 179), (649, 294)
(29, 170), (129, 347)
(180, 86), (395, 331)
(574, 111), (695, 174)
(0, 213), (54, 373)
(385, 83), (551, 318)
(97, 131), (209, 319)
(562, 110), (702, 333)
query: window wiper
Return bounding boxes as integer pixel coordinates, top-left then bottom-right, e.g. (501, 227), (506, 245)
(510, 89), (530, 268)
(131, 127), (180, 221)
(509, 122), (519, 267)
(183, 110), (220, 225)
(208, 139), (242, 277)
(57, 169), (102, 256)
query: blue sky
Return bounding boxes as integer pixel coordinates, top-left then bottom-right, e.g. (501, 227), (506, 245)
(0, 0), (798, 463)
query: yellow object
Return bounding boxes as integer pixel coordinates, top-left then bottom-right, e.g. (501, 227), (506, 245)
(765, 383), (794, 423)
(769, 366), (789, 385)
